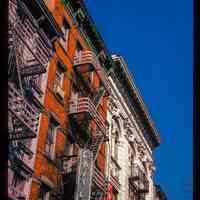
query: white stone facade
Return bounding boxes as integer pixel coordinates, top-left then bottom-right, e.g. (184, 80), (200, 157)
(105, 55), (157, 200)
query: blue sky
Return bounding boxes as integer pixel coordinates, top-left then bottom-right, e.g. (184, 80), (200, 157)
(84, 0), (193, 199)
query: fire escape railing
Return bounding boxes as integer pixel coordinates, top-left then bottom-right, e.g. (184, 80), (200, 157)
(129, 164), (149, 193)
(8, 83), (40, 140)
(69, 97), (107, 136)
(74, 50), (111, 94)
(92, 166), (107, 193)
(15, 2), (52, 71)
(110, 158), (121, 192)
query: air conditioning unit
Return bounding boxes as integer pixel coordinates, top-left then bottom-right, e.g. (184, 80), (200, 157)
(53, 84), (64, 101)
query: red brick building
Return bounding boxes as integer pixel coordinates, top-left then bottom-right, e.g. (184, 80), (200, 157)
(8, 1), (165, 200)
(9, 0), (112, 199)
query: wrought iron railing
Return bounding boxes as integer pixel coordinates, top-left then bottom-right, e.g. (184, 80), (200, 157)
(68, 97), (107, 136)
(110, 158), (120, 191)
(8, 83), (39, 139)
(92, 166), (107, 193)
(9, 0), (53, 74)
(129, 164), (149, 193)
(73, 51), (110, 93)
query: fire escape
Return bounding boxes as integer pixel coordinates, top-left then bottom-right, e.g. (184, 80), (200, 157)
(59, 50), (111, 200)
(129, 164), (149, 200)
(8, 0), (60, 199)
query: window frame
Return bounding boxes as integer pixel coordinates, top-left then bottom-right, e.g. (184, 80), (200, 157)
(45, 119), (58, 160)
(59, 18), (70, 52)
(75, 41), (83, 57)
(55, 65), (64, 87)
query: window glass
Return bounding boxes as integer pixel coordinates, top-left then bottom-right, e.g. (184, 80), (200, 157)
(75, 42), (83, 57)
(55, 66), (63, 85)
(59, 18), (70, 51)
(45, 121), (57, 159)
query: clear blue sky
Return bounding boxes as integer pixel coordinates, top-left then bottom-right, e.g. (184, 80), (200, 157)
(84, 0), (193, 199)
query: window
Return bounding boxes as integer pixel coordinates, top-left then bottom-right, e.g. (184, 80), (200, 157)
(55, 66), (63, 86)
(75, 41), (83, 57)
(55, 60), (66, 87)
(45, 120), (57, 160)
(59, 18), (70, 51)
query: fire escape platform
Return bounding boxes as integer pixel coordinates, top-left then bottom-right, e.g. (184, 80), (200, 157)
(68, 97), (108, 136)
(92, 166), (107, 193)
(73, 51), (111, 94)
(129, 164), (149, 193)
(8, 83), (39, 140)
(9, 0), (56, 77)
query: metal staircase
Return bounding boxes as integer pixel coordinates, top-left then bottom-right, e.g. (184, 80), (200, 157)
(88, 131), (108, 200)
(92, 86), (106, 108)
(60, 22), (111, 200)
(8, 0), (54, 141)
(129, 164), (149, 200)
(87, 132), (105, 162)
(8, 0), (58, 198)
(73, 50), (111, 95)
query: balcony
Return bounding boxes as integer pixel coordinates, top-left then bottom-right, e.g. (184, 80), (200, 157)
(73, 51), (111, 93)
(9, 0), (53, 76)
(8, 83), (39, 140)
(69, 97), (107, 136)
(129, 164), (149, 193)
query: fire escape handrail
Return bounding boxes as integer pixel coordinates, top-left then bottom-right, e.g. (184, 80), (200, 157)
(9, 1), (53, 70)
(74, 50), (111, 93)
(93, 166), (107, 192)
(110, 158), (121, 191)
(8, 83), (39, 132)
(69, 97), (107, 136)
(129, 163), (149, 193)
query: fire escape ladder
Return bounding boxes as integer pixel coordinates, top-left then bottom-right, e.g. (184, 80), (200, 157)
(92, 86), (106, 109)
(88, 133), (104, 163)
(8, 83), (39, 140)
(15, 40), (26, 97)
(9, 0), (53, 78)
(91, 166), (108, 200)
(73, 50), (111, 94)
